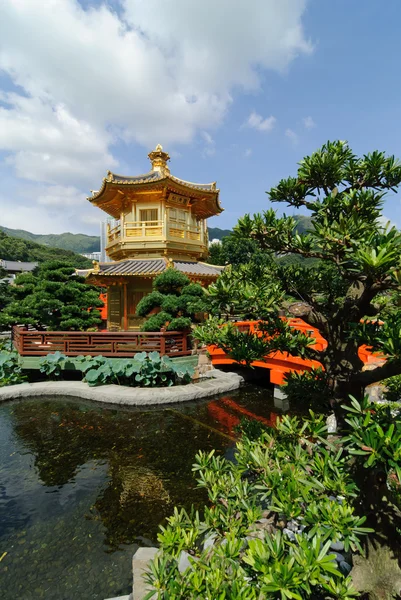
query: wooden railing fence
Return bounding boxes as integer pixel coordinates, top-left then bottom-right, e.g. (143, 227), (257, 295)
(12, 326), (191, 358)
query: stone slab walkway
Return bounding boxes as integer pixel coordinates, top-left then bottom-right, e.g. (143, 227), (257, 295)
(0, 369), (243, 406)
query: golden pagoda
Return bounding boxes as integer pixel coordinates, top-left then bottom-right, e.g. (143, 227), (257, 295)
(86, 145), (224, 331)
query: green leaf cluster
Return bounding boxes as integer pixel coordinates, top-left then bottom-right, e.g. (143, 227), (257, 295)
(144, 401), (401, 599)
(0, 350), (26, 387)
(76, 351), (194, 387)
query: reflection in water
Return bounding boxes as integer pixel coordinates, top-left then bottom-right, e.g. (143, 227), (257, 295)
(0, 384), (280, 600)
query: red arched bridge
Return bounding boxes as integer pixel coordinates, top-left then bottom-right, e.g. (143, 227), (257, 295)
(207, 318), (383, 385)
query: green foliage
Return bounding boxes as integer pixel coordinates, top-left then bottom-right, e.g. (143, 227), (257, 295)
(166, 317), (192, 331)
(181, 283), (205, 298)
(141, 312), (173, 332)
(160, 295), (181, 316)
(144, 404), (401, 598)
(1, 261), (103, 331)
(38, 351), (66, 379)
(383, 374), (401, 402)
(206, 242), (223, 265)
(153, 269), (190, 295)
(343, 396), (401, 477)
(284, 368), (331, 410)
(194, 317), (315, 367)
(204, 262), (282, 320)
(0, 265), (10, 314)
(138, 270), (206, 332)
(0, 350), (26, 386)
(0, 230), (91, 268)
(77, 352), (193, 387)
(136, 292), (165, 317)
(210, 141), (401, 402)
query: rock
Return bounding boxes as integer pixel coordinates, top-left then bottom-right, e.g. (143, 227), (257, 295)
(178, 550), (198, 573)
(329, 541), (344, 552)
(351, 542), (401, 600)
(339, 561), (352, 575)
(283, 528), (296, 541)
(287, 520), (299, 532)
(203, 532), (218, 550)
(333, 552), (345, 563)
(326, 413), (337, 433)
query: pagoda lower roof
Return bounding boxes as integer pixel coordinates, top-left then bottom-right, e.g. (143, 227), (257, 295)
(82, 258), (224, 281)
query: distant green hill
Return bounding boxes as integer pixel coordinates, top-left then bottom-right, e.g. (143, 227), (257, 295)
(293, 215), (313, 234)
(0, 226), (100, 254)
(208, 227), (232, 240)
(0, 225), (233, 252)
(0, 231), (92, 269)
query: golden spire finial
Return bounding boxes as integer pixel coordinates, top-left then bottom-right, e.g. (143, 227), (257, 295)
(92, 260), (100, 274)
(148, 144), (170, 174)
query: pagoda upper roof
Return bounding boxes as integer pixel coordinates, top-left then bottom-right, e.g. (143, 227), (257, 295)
(102, 169), (217, 192)
(88, 144), (222, 219)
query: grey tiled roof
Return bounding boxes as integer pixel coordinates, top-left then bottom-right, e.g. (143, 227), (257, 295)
(99, 259), (166, 276)
(0, 260), (38, 272)
(174, 261), (224, 276)
(87, 258), (224, 279)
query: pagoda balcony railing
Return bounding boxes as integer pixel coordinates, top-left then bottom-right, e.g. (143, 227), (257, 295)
(107, 220), (204, 246)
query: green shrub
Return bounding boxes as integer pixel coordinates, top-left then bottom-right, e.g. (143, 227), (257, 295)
(0, 350), (26, 386)
(167, 317), (192, 331)
(144, 398), (401, 598)
(383, 373), (401, 402)
(153, 269), (190, 295)
(144, 407), (379, 598)
(160, 295), (181, 316)
(181, 283), (205, 297)
(283, 368), (331, 410)
(142, 312), (172, 332)
(136, 292), (165, 317)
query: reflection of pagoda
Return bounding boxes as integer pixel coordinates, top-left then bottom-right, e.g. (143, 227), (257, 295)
(86, 145), (224, 330)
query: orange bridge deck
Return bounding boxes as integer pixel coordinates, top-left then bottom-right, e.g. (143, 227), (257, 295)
(207, 318), (382, 385)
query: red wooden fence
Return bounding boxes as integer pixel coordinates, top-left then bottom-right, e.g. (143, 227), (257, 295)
(12, 326), (191, 358)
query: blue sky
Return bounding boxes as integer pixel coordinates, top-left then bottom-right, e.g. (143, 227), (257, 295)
(0, 0), (400, 235)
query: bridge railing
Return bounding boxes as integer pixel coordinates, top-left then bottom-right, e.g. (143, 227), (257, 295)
(12, 326), (191, 358)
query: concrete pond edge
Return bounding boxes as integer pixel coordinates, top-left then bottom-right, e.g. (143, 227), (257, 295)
(0, 369), (243, 406)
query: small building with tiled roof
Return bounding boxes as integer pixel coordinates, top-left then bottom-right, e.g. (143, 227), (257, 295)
(86, 145), (224, 330)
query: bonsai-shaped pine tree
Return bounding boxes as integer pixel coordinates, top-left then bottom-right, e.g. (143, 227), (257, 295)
(197, 141), (401, 404)
(1, 261), (103, 331)
(136, 268), (205, 332)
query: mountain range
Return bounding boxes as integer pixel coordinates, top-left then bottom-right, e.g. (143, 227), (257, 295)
(0, 225), (234, 254)
(0, 217), (312, 267)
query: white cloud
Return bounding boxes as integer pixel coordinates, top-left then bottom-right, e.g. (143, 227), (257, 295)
(201, 131), (215, 157)
(0, 0), (312, 232)
(285, 128), (299, 145)
(245, 111), (276, 132)
(303, 116), (316, 129)
(244, 148), (252, 157)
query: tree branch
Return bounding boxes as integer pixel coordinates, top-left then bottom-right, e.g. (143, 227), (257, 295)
(352, 360), (401, 387)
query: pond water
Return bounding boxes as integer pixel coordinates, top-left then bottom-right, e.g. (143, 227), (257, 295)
(0, 383), (283, 600)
